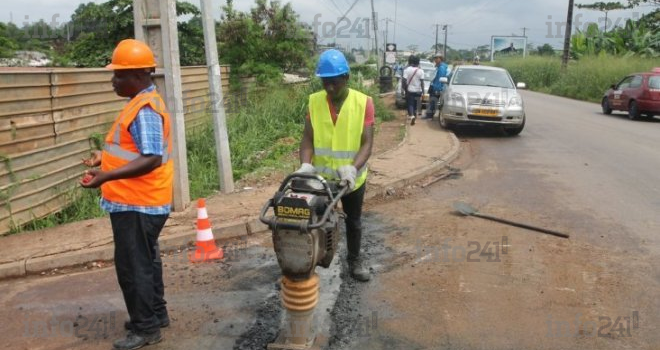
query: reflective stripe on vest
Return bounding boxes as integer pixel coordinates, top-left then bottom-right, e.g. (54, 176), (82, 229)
(100, 90), (173, 206)
(309, 88), (368, 190)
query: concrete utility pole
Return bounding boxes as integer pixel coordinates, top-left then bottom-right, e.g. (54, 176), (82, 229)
(393, 0), (397, 43)
(443, 25), (448, 59)
(562, 0), (574, 71)
(200, 0), (234, 194)
(384, 18), (389, 57)
(521, 27), (529, 37)
(133, 0), (190, 211)
(434, 24), (439, 54)
(370, 0), (379, 71)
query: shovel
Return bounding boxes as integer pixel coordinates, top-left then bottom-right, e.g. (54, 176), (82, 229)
(453, 201), (570, 239)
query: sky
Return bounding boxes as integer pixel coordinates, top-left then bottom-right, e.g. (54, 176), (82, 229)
(4, 0), (656, 52)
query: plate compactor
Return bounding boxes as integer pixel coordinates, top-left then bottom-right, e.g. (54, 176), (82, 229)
(259, 173), (348, 350)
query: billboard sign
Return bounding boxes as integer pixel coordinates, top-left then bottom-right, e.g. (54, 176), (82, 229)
(490, 36), (527, 61)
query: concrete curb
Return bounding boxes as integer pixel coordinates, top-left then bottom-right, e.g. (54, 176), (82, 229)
(0, 130), (460, 280)
(365, 131), (461, 200)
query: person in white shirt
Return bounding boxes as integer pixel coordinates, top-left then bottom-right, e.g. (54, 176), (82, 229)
(402, 55), (424, 125)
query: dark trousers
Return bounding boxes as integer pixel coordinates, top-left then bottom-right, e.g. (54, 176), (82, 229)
(110, 212), (169, 335)
(406, 91), (422, 117)
(425, 90), (443, 118)
(341, 183), (366, 260)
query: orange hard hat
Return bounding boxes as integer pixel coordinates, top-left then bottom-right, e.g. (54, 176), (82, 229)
(106, 39), (157, 70)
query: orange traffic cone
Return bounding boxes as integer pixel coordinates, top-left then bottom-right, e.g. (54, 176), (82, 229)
(189, 198), (224, 263)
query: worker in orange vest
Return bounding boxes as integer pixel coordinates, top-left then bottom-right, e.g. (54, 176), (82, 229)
(81, 39), (173, 350)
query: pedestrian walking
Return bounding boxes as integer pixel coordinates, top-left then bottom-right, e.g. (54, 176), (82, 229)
(402, 55), (424, 125)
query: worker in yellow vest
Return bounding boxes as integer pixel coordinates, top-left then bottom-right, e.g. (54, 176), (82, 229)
(297, 49), (375, 282)
(81, 39), (172, 349)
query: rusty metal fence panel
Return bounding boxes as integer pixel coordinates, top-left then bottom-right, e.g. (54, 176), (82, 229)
(0, 66), (232, 235)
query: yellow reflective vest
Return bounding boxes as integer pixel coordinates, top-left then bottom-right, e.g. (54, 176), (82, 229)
(309, 88), (368, 190)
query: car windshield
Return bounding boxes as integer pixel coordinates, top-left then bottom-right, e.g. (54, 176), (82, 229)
(451, 68), (514, 88)
(422, 67), (436, 80)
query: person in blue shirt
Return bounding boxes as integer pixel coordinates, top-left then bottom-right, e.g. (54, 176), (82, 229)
(422, 53), (448, 120)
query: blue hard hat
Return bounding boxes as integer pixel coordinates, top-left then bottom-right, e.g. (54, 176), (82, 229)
(316, 49), (350, 78)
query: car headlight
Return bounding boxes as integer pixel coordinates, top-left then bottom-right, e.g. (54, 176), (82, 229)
(449, 92), (465, 107)
(509, 95), (523, 107)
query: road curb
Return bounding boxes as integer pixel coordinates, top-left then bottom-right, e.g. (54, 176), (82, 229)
(0, 130), (461, 280)
(365, 131), (461, 200)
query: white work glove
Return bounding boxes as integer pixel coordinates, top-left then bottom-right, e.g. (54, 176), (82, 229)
(294, 162), (316, 174)
(337, 165), (357, 190)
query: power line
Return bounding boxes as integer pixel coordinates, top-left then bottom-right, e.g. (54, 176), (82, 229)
(337, 0), (360, 24)
(328, 0), (345, 15)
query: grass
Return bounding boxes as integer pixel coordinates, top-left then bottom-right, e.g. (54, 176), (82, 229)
(11, 77), (394, 233)
(491, 55), (658, 102)
(9, 187), (105, 234)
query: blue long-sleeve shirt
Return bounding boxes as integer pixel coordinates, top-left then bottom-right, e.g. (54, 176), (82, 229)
(431, 62), (449, 91)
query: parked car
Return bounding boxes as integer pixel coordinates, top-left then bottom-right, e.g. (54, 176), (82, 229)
(438, 65), (526, 136)
(601, 68), (660, 120)
(395, 61), (437, 109)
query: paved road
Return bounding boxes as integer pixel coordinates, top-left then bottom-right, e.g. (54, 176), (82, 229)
(2, 90), (659, 350)
(517, 90), (660, 247)
(346, 90), (660, 350)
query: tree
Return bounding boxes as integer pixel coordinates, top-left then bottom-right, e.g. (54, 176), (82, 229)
(576, 2), (632, 32)
(0, 23), (19, 58)
(627, 0), (659, 6)
(537, 43), (556, 55)
(64, 0), (204, 67)
(217, 0), (314, 81)
(406, 44), (418, 53)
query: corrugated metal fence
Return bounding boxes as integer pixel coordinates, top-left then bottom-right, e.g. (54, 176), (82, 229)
(0, 66), (231, 235)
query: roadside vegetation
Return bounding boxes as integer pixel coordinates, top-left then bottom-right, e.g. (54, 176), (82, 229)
(492, 55), (657, 102)
(12, 77), (394, 233)
(491, 8), (658, 103)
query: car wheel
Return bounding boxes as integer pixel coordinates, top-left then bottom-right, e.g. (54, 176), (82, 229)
(601, 97), (612, 115)
(628, 100), (640, 120)
(503, 117), (525, 136)
(439, 113), (453, 130)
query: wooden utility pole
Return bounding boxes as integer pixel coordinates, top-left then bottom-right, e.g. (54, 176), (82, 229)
(133, 0), (190, 210)
(200, 0), (234, 193)
(562, 0), (574, 71)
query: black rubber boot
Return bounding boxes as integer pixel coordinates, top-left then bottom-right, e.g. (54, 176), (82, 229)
(346, 229), (370, 282)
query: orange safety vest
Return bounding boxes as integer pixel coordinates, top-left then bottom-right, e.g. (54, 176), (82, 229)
(100, 90), (173, 206)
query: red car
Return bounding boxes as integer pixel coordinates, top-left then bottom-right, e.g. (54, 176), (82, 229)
(602, 68), (660, 120)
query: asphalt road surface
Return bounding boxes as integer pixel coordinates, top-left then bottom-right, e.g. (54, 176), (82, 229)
(348, 90), (660, 350)
(1, 90), (659, 350)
